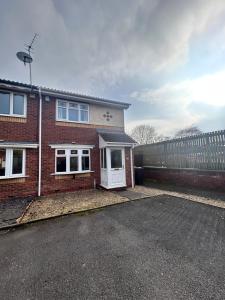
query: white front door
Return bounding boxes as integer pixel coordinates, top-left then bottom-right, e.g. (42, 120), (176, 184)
(109, 148), (126, 188)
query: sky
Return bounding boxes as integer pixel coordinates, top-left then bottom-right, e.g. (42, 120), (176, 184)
(1, 0), (225, 136)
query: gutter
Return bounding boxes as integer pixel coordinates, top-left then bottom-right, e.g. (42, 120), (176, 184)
(38, 87), (42, 197)
(0, 82), (130, 109)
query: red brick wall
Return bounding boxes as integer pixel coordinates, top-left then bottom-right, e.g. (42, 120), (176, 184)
(143, 167), (225, 192)
(40, 97), (100, 195)
(0, 91), (130, 200)
(0, 93), (39, 201)
(0, 149), (38, 201)
(0, 94), (39, 142)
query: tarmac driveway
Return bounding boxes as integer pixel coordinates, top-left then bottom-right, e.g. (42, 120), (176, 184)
(0, 195), (225, 300)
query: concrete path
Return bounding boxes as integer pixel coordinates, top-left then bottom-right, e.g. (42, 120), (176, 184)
(132, 183), (225, 209)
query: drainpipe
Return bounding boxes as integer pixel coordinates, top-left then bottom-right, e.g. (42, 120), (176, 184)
(130, 145), (134, 188)
(38, 87), (42, 196)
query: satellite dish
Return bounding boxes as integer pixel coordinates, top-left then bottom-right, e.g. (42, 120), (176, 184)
(16, 51), (33, 65)
(16, 33), (38, 87)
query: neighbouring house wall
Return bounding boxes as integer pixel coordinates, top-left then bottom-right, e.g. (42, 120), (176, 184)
(142, 167), (225, 192)
(0, 149), (38, 200)
(0, 93), (39, 201)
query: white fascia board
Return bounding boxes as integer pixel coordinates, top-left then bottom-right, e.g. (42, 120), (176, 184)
(0, 143), (38, 149)
(105, 142), (136, 147)
(49, 144), (95, 149)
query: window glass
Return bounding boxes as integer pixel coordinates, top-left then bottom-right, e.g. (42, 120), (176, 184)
(82, 150), (89, 155)
(58, 107), (67, 119)
(82, 156), (90, 171)
(57, 150), (65, 155)
(0, 92), (10, 115)
(56, 148), (91, 173)
(80, 104), (88, 110)
(58, 100), (67, 107)
(71, 150), (78, 155)
(68, 108), (79, 121)
(57, 101), (67, 119)
(80, 110), (88, 122)
(103, 148), (107, 168)
(57, 101), (89, 122)
(70, 156), (78, 171)
(111, 149), (122, 168)
(0, 149), (6, 176)
(69, 103), (78, 109)
(101, 148), (107, 169)
(56, 157), (66, 172)
(101, 149), (103, 168)
(12, 150), (23, 174)
(13, 95), (24, 115)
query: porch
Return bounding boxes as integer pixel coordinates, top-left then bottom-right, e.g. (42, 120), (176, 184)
(98, 129), (136, 189)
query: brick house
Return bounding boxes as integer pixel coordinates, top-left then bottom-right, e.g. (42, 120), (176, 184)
(0, 79), (136, 201)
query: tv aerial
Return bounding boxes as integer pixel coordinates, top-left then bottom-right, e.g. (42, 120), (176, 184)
(16, 33), (38, 87)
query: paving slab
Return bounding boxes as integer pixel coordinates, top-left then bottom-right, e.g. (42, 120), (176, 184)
(116, 189), (148, 200)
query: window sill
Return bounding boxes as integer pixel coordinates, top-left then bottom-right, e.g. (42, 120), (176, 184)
(51, 171), (94, 176)
(0, 114), (26, 118)
(0, 175), (28, 180)
(56, 119), (89, 125)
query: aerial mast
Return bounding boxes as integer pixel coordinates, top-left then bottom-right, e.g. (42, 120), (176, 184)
(16, 33), (38, 88)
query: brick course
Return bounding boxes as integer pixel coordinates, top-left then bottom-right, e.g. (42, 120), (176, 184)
(142, 167), (225, 192)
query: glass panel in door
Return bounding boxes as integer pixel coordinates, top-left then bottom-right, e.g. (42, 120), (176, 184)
(111, 149), (122, 169)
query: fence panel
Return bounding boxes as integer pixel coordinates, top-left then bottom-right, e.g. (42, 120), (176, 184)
(134, 130), (225, 170)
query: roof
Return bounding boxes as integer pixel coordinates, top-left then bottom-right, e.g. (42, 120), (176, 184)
(0, 78), (130, 109)
(98, 129), (136, 144)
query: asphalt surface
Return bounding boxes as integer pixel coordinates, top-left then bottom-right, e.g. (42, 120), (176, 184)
(0, 197), (33, 227)
(0, 195), (225, 300)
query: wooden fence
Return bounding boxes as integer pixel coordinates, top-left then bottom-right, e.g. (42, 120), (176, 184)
(134, 130), (225, 170)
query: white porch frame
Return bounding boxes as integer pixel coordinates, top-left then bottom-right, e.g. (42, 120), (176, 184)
(99, 135), (135, 189)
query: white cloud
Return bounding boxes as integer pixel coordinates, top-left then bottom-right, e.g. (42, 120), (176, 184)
(131, 70), (225, 107)
(1, 0), (225, 93)
(129, 69), (225, 135)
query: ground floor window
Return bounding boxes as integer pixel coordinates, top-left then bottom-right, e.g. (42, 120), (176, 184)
(0, 148), (25, 178)
(55, 148), (90, 174)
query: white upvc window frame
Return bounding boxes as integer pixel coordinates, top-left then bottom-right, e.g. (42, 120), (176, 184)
(56, 99), (89, 123)
(100, 148), (107, 169)
(55, 148), (91, 174)
(0, 91), (27, 118)
(0, 148), (26, 179)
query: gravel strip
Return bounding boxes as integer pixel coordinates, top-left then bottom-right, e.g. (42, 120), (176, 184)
(19, 189), (129, 223)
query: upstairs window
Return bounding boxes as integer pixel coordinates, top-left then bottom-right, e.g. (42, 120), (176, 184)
(56, 100), (89, 123)
(55, 148), (90, 174)
(0, 92), (26, 117)
(0, 148), (25, 178)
